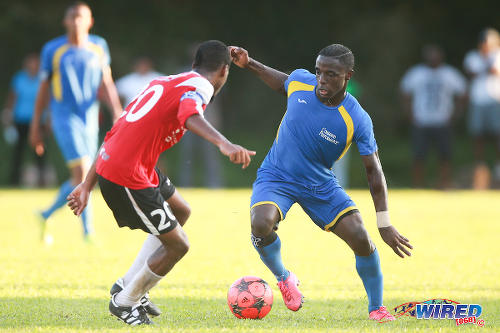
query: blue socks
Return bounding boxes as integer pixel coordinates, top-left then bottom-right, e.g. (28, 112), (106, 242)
(252, 235), (289, 282)
(42, 180), (92, 236)
(355, 248), (383, 313)
(42, 180), (74, 219)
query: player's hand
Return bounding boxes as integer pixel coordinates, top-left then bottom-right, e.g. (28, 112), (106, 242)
(29, 125), (45, 156)
(219, 141), (256, 169)
(379, 226), (413, 258)
(229, 46), (250, 68)
(67, 183), (90, 217)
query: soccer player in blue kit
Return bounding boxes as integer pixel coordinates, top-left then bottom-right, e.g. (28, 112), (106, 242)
(30, 1), (122, 242)
(230, 44), (413, 321)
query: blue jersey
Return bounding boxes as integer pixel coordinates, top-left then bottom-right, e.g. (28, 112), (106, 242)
(10, 70), (40, 124)
(260, 69), (378, 186)
(40, 34), (110, 120)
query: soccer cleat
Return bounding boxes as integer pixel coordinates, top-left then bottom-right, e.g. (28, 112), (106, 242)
(110, 278), (162, 317)
(369, 306), (396, 322)
(277, 271), (304, 311)
(109, 293), (153, 326)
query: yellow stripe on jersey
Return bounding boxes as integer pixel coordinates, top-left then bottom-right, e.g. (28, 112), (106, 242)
(86, 42), (105, 65)
(337, 105), (354, 161)
(51, 44), (70, 101)
(287, 80), (315, 97)
(324, 206), (357, 231)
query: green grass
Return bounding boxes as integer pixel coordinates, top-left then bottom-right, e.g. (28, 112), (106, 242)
(1, 188), (499, 332)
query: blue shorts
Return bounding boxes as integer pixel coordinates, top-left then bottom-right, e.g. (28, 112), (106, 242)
(52, 104), (99, 167)
(468, 102), (500, 136)
(250, 169), (357, 231)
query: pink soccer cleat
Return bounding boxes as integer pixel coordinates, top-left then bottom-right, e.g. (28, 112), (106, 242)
(277, 271), (304, 311)
(369, 306), (396, 322)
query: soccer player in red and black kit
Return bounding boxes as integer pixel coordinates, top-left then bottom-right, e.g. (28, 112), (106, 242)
(67, 40), (256, 326)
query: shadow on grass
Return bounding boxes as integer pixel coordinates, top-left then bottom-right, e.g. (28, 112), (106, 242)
(1, 296), (498, 330)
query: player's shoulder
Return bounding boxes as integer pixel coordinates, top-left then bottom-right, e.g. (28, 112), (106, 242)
(288, 68), (316, 84)
(343, 93), (372, 123)
(42, 35), (68, 54)
(156, 71), (214, 104)
(88, 34), (108, 46)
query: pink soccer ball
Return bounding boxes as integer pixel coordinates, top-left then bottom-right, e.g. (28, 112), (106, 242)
(227, 276), (273, 319)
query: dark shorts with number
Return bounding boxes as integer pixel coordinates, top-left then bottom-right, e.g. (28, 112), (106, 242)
(97, 168), (178, 235)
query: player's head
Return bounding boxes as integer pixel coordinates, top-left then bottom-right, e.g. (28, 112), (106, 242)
(315, 44), (354, 103)
(422, 44), (444, 68)
(23, 53), (40, 76)
(192, 40), (231, 95)
(133, 56), (154, 75)
(64, 1), (93, 36)
(478, 28), (500, 54)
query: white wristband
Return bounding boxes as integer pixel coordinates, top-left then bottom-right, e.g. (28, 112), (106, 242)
(376, 211), (391, 228)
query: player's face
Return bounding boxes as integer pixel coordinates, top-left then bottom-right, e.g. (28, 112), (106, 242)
(315, 55), (352, 104)
(213, 64), (229, 96)
(64, 5), (93, 35)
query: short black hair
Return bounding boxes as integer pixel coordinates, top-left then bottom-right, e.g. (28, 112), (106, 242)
(318, 44), (354, 71)
(65, 1), (91, 17)
(192, 40), (231, 72)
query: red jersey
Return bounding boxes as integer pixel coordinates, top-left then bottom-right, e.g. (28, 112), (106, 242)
(96, 71), (214, 189)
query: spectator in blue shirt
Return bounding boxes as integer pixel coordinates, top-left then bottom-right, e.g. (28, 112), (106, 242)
(2, 53), (47, 186)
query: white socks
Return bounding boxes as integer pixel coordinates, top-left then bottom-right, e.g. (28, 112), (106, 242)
(122, 234), (162, 285)
(115, 262), (163, 307)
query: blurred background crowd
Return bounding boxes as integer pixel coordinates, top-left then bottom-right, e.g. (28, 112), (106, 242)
(2, 0), (500, 189)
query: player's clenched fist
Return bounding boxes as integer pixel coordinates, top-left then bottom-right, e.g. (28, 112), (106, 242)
(218, 141), (256, 169)
(230, 46), (250, 68)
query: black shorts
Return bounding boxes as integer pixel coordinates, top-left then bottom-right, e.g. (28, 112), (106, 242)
(97, 168), (178, 234)
(412, 125), (452, 160)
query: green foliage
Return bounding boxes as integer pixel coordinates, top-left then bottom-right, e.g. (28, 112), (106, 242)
(1, 188), (499, 332)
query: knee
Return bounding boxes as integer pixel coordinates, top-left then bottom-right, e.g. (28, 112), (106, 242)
(251, 214), (276, 237)
(171, 236), (190, 259)
(351, 228), (373, 256)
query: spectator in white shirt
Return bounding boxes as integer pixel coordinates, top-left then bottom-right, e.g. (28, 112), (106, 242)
(401, 44), (467, 188)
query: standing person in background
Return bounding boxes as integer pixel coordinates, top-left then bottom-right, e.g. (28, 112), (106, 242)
(116, 56), (163, 106)
(463, 28), (500, 189)
(3, 53), (47, 187)
(30, 1), (122, 243)
(400, 44), (467, 189)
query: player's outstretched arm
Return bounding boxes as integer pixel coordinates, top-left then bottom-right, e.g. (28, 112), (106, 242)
(362, 152), (413, 258)
(185, 114), (256, 169)
(230, 46), (288, 96)
(67, 156), (99, 216)
(100, 65), (123, 122)
(29, 79), (50, 156)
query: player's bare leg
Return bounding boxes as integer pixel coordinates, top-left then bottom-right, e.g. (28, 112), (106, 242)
(333, 212), (394, 321)
(111, 190), (192, 316)
(166, 190), (191, 226)
(113, 224), (189, 308)
(251, 204), (303, 311)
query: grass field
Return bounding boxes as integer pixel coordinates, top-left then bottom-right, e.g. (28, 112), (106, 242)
(1, 188), (499, 332)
